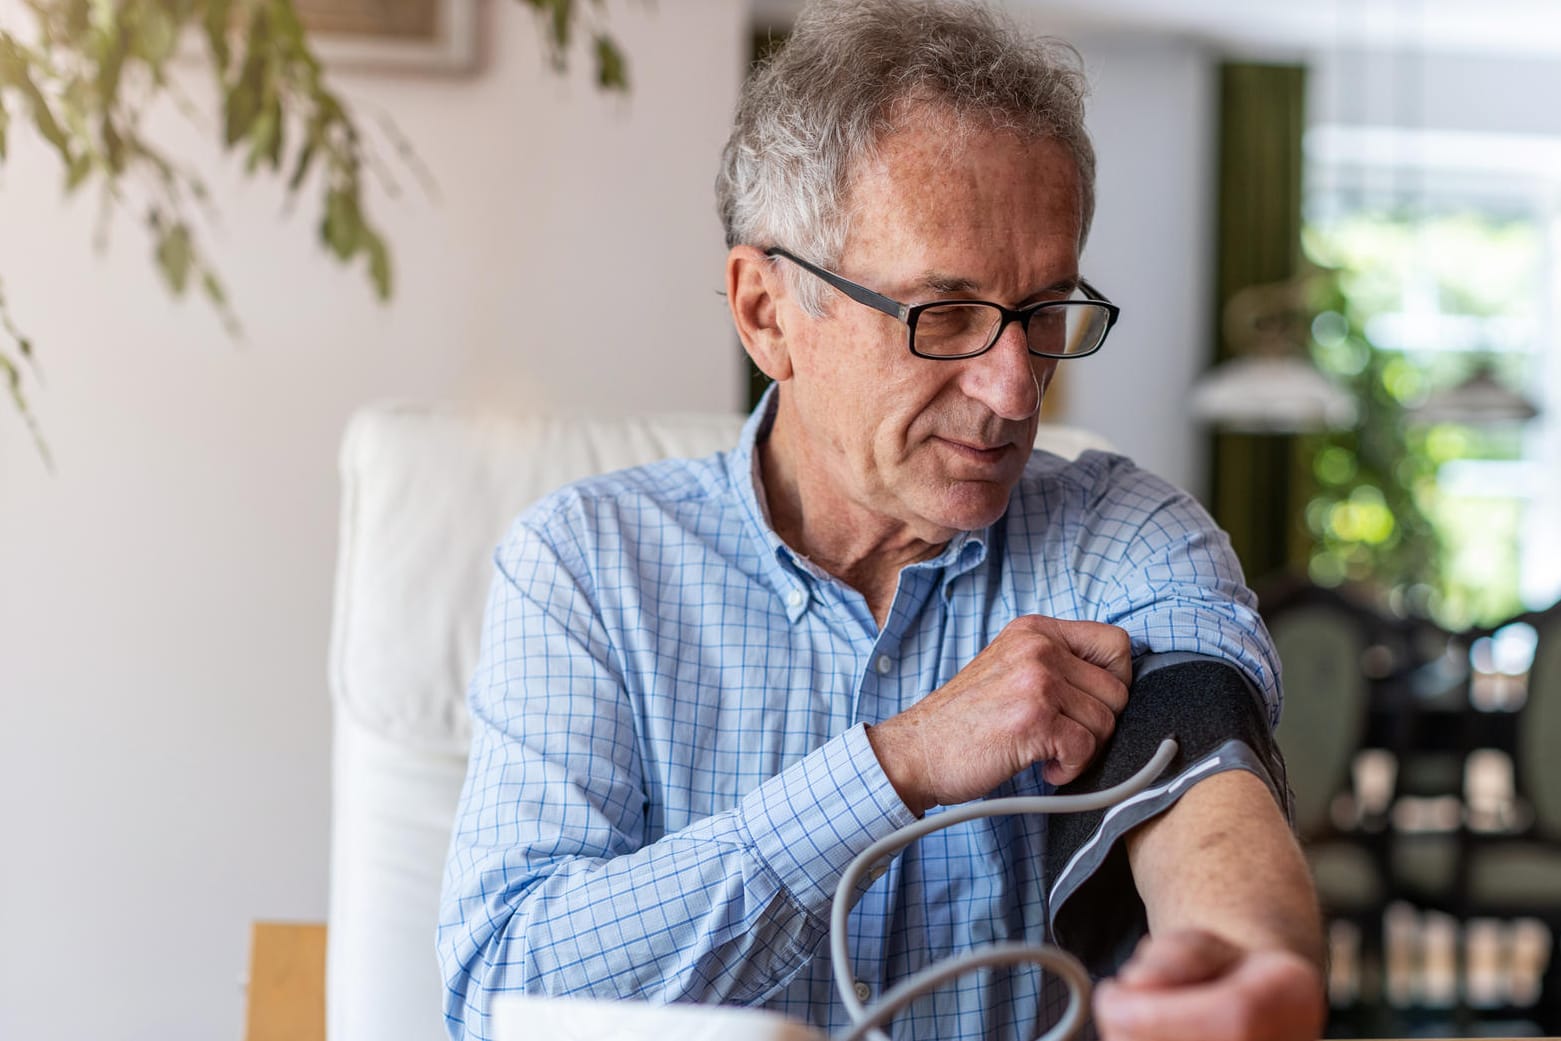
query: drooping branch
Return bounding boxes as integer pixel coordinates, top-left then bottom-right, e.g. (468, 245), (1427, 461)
(0, 0), (630, 452)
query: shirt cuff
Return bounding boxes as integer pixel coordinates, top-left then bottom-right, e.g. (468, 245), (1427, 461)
(738, 722), (917, 912)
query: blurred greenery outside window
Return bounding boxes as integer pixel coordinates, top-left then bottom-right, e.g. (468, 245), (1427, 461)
(1301, 131), (1560, 630)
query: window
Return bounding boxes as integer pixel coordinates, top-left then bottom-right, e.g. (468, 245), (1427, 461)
(1303, 125), (1561, 628)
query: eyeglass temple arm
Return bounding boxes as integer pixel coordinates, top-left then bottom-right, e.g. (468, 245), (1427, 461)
(764, 247), (910, 322)
(1077, 279), (1121, 337)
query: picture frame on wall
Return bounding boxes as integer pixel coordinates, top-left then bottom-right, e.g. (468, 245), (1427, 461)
(294, 0), (481, 75)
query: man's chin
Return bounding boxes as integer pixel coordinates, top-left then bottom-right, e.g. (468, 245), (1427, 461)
(923, 482), (1015, 534)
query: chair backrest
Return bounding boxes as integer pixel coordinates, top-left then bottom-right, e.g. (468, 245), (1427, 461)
(1265, 585), (1376, 840)
(324, 402), (1112, 1041)
(1517, 601), (1561, 835)
(328, 404), (746, 1041)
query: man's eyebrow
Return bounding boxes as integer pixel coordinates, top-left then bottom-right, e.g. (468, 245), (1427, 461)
(918, 271), (981, 294)
(913, 271), (1081, 298)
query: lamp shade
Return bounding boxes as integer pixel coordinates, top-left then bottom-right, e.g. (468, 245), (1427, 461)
(1189, 356), (1359, 434)
(1411, 366), (1540, 425)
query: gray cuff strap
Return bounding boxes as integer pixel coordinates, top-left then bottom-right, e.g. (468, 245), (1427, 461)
(1043, 653), (1289, 978)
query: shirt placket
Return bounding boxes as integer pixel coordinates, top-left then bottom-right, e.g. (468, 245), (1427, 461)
(843, 567), (943, 1008)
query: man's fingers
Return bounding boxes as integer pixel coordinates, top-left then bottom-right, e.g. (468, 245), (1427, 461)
(1052, 645), (1130, 716)
(1006, 615), (1132, 701)
(1046, 617), (1134, 689)
(1094, 946), (1326, 1041)
(1115, 929), (1242, 988)
(1039, 712), (1101, 786)
(1094, 977), (1244, 1041)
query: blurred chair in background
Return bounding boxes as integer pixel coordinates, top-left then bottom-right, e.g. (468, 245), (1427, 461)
(1261, 581), (1393, 1032)
(1453, 600), (1561, 1032)
(1262, 576), (1561, 1037)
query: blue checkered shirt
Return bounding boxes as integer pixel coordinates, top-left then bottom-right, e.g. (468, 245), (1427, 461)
(438, 392), (1281, 1040)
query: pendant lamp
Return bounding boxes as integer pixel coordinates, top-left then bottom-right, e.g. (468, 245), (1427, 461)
(1189, 274), (1358, 434)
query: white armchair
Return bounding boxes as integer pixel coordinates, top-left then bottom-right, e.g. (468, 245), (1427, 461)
(325, 401), (1110, 1041)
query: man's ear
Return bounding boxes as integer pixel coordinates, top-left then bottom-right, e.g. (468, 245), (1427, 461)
(727, 245), (793, 383)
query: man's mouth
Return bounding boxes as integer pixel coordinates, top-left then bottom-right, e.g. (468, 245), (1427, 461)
(937, 437), (1014, 462)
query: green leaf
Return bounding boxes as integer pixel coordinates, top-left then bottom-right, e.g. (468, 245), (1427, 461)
(201, 271), (228, 308)
(0, 350), (21, 395)
(594, 34), (627, 92)
(61, 77), (92, 137)
(548, 0), (572, 54)
(95, 22), (126, 107)
(101, 115), (124, 174)
(155, 222), (194, 294)
(65, 150), (93, 192)
(0, 43), (74, 165)
(223, 77), (261, 148)
(364, 229), (392, 300)
(87, 0), (116, 38)
(0, 95), (9, 161)
(224, 11), (270, 148)
(265, 98), (285, 168)
(0, 345), (51, 467)
(205, 0), (233, 72)
(321, 189), (361, 259)
(287, 135), (318, 193)
(524, 0), (569, 69)
(135, 6), (178, 70)
(246, 101), (281, 172)
(0, 273), (32, 362)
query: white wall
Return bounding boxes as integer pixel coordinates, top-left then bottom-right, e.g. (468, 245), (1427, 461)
(1310, 46), (1561, 139)
(1062, 31), (1218, 494)
(0, 3), (746, 1039)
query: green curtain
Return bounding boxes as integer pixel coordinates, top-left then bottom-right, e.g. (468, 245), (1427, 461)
(1208, 63), (1311, 585)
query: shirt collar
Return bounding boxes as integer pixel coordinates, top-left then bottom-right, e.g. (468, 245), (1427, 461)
(730, 386), (814, 621)
(729, 385), (995, 619)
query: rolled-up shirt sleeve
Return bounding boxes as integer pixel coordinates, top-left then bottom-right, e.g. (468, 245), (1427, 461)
(1068, 452), (1282, 726)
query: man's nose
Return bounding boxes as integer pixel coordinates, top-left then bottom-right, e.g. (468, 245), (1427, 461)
(958, 319), (1040, 421)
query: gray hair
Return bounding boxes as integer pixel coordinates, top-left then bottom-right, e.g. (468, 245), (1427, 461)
(715, 0), (1096, 314)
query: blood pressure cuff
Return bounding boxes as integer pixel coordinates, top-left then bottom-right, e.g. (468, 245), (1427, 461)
(1042, 652), (1292, 978)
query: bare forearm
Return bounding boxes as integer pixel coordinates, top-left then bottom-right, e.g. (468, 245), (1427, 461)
(1126, 769), (1324, 970)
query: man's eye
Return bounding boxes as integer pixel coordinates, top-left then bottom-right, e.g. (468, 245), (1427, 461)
(918, 304), (985, 332)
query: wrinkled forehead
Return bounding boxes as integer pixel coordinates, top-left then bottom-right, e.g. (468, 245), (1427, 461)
(837, 104), (1086, 263)
(836, 119), (1084, 289)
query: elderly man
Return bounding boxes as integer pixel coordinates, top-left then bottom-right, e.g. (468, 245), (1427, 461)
(438, 2), (1326, 1039)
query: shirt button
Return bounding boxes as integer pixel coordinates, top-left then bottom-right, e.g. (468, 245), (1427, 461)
(875, 655), (892, 674)
(854, 980), (872, 1002)
(786, 588), (805, 608)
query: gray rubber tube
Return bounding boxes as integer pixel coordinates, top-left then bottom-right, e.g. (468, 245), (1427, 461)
(830, 738), (1180, 1041)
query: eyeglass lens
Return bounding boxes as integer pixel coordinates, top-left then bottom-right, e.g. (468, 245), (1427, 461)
(913, 300), (1112, 359)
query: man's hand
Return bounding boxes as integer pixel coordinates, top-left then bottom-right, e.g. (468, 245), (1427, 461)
(865, 614), (1131, 815)
(1093, 929), (1327, 1041)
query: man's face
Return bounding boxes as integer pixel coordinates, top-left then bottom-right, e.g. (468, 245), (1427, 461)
(772, 117), (1084, 545)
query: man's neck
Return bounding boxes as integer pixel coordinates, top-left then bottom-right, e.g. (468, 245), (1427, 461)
(756, 410), (948, 626)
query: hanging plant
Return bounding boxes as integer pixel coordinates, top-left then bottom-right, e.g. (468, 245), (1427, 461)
(0, 0), (628, 459)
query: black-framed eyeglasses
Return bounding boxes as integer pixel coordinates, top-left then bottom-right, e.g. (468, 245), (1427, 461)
(766, 246), (1120, 361)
